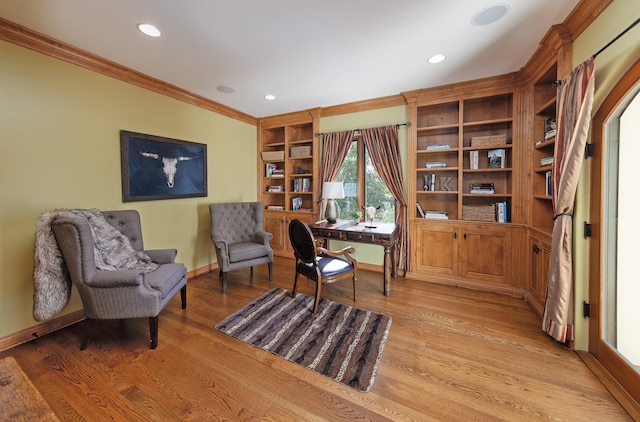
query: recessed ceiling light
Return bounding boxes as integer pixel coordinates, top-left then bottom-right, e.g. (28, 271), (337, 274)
(265, 94), (276, 101)
(428, 54), (446, 64)
(471, 4), (510, 26)
(217, 85), (235, 94)
(137, 23), (161, 37)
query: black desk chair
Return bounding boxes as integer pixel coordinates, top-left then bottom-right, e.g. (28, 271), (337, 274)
(288, 219), (358, 313)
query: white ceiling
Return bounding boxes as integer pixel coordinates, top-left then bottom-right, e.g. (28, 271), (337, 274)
(0, 0), (580, 118)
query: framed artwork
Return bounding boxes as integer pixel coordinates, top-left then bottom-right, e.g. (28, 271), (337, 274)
(120, 130), (207, 202)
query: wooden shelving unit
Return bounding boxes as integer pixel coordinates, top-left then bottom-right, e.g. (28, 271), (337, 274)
(412, 93), (514, 222)
(258, 110), (320, 257)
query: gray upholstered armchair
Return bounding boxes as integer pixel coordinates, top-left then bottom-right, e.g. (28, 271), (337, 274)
(209, 202), (273, 293)
(51, 210), (187, 350)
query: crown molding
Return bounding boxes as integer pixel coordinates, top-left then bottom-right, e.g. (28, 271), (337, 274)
(0, 18), (258, 126)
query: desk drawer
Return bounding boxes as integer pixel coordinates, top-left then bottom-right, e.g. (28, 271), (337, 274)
(347, 232), (375, 243)
(318, 229), (344, 240)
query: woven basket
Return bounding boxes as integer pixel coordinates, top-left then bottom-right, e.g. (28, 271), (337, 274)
(290, 145), (312, 157)
(470, 134), (506, 147)
(462, 204), (496, 222)
(261, 151), (285, 161)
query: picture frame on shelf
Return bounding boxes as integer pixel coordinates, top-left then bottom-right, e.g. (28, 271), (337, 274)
(488, 149), (505, 168)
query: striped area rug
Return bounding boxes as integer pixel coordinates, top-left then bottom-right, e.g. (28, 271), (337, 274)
(215, 288), (392, 392)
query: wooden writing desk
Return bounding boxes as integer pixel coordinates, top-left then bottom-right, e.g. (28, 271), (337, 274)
(308, 220), (399, 296)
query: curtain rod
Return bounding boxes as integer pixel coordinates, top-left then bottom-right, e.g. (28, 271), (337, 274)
(554, 17), (640, 87)
(315, 122), (409, 137)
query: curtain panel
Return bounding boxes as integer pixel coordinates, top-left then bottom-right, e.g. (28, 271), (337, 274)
(319, 130), (355, 220)
(543, 57), (596, 343)
(360, 125), (409, 271)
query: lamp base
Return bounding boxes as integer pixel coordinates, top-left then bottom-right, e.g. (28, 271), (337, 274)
(325, 199), (340, 224)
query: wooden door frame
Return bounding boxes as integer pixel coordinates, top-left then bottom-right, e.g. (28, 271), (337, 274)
(589, 57), (640, 404)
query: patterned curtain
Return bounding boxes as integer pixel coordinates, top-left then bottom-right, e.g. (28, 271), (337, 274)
(360, 125), (409, 271)
(543, 57), (596, 343)
(319, 130), (355, 219)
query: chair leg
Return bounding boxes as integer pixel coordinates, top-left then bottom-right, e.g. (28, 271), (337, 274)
(221, 272), (228, 293)
(353, 274), (358, 302)
(292, 271), (299, 298)
(80, 318), (95, 350)
(180, 285), (187, 309)
(149, 316), (158, 349)
(313, 281), (322, 314)
(268, 262), (273, 281)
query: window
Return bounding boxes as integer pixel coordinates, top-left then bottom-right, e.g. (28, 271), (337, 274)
(334, 138), (396, 223)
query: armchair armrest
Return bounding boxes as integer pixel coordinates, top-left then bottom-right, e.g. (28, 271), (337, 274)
(211, 235), (229, 254)
(318, 246), (357, 267)
(254, 230), (273, 245)
(88, 270), (144, 288)
(144, 248), (177, 264)
(318, 246), (355, 257)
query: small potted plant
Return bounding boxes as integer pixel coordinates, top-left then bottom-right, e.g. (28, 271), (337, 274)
(349, 210), (362, 222)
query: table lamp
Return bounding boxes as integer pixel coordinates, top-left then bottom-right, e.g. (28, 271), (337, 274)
(322, 181), (344, 224)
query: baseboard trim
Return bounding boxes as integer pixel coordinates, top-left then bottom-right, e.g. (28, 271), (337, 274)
(577, 351), (640, 420)
(0, 310), (85, 352)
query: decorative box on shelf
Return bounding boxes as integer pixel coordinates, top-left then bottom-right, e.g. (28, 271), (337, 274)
(462, 204), (496, 222)
(470, 134), (506, 147)
(290, 145), (312, 157)
(261, 151), (285, 161)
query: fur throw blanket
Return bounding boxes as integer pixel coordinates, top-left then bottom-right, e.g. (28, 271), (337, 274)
(33, 209), (159, 321)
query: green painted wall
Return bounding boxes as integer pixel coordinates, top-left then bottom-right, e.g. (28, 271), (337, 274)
(572, 0), (640, 350)
(0, 40), (257, 338)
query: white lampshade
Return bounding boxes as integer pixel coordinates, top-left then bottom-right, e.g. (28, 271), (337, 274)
(322, 182), (345, 199)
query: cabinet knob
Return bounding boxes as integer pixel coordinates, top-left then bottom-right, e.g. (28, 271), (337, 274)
(532, 244), (540, 254)
(453, 232), (457, 239)
(463, 233), (467, 240)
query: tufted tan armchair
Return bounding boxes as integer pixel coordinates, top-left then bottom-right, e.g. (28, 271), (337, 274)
(51, 210), (187, 350)
(209, 202), (273, 293)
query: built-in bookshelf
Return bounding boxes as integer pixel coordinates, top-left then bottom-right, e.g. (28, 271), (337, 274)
(413, 93), (514, 222)
(531, 63), (558, 233)
(258, 110), (320, 256)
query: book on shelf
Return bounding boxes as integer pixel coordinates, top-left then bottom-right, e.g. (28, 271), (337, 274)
(424, 210), (449, 220)
(545, 170), (553, 196)
(292, 197), (303, 211)
(267, 185), (283, 192)
(302, 178), (310, 192)
(495, 201), (508, 223)
(470, 150), (479, 169)
(430, 173), (436, 191)
(488, 148), (505, 168)
(271, 168), (284, 177)
(423, 174), (431, 191)
(267, 205), (284, 210)
(292, 178), (300, 192)
(545, 129), (557, 139)
(540, 156), (554, 166)
(426, 144), (450, 151)
(265, 163), (277, 177)
(470, 183), (495, 194)
(425, 161), (446, 168)
(416, 202), (425, 218)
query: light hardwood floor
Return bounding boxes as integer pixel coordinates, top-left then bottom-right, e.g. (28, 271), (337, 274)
(1, 258), (634, 421)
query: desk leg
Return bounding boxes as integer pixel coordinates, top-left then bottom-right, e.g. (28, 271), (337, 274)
(391, 244), (397, 278)
(383, 245), (391, 296)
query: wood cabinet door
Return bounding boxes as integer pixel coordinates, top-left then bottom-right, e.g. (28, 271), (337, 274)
(414, 223), (458, 276)
(264, 213), (286, 253)
(459, 225), (512, 285)
(528, 233), (551, 317)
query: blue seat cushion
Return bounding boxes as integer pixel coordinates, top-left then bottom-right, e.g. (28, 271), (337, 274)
(297, 255), (353, 280)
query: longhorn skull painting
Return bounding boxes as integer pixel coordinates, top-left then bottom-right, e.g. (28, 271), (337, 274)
(120, 130), (207, 202)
